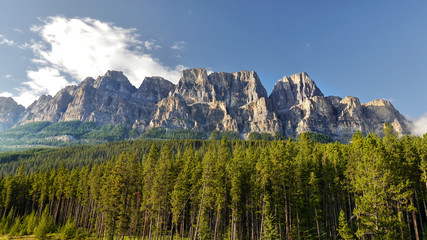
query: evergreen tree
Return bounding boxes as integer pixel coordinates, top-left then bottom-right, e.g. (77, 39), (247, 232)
(338, 210), (354, 240)
(61, 216), (76, 240)
(35, 208), (52, 240)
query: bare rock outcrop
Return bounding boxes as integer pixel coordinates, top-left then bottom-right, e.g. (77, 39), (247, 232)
(150, 68), (281, 136)
(270, 73), (411, 140)
(20, 70), (175, 129)
(0, 97), (25, 131)
(4, 68), (411, 142)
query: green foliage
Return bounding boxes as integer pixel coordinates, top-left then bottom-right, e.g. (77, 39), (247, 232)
(0, 121), (131, 152)
(0, 125), (424, 239)
(140, 127), (207, 140)
(0, 121), (51, 139)
(37, 120), (88, 138)
(208, 130), (242, 140)
(81, 124), (129, 141)
(24, 211), (38, 235)
(296, 131), (334, 143)
(263, 212), (278, 240)
(248, 132), (274, 141)
(338, 210), (354, 240)
(129, 128), (140, 138)
(8, 216), (21, 237)
(35, 208), (52, 240)
(61, 217), (77, 240)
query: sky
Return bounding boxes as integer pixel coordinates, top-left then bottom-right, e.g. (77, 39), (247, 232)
(0, 0), (426, 133)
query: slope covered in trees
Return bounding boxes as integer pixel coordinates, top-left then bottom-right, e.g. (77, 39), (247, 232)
(0, 125), (426, 239)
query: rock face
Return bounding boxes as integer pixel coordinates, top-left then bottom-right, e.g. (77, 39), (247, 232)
(20, 71), (175, 130)
(149, 68), (281, 135)
(4, 68), (412, 141)
(270, 72), (323, 111)
(0, 97), (25, 131)
(269, 73), (411, 140)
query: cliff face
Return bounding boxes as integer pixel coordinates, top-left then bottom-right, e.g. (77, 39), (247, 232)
(19, 70), (175, 129)
(269, 73), (411, 140)
(149, 68), (281, 135)
(0, 97), (25, 131)
(2, 69), (412, 141)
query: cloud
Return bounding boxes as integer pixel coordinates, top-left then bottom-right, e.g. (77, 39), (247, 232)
(6, 16), (186, 107)
(0, 92), (13, 98)
(412, 113), (427, 136)
(13, 67), (75, 107)
(171, 41), (185, 50)
(14, 28), (24, 34)
(143, 40), (161, 51)
(5, 74), (12, 79)
(0, 35), (15, 46)
(30, 16), (184, 85)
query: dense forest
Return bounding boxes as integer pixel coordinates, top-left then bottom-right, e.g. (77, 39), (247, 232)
(0, 124), (426, 239)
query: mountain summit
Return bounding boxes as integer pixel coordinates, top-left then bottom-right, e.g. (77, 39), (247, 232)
(0, 69), (411, 141)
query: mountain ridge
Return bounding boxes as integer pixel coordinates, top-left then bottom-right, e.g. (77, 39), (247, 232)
(0, 68), (412, 141)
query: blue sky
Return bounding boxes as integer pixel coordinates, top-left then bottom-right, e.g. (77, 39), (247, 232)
(0, 0), (426, 122)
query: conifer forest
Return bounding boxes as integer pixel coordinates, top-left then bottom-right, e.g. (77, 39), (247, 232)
(0, 125), (427, 239)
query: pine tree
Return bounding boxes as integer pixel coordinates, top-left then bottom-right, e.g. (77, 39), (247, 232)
(61, 216), (76, 240)
(35, 208), (52, 240)
(338, 210), (354, 240)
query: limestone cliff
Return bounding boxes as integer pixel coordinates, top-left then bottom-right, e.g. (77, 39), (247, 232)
(269, 73), (411, 140)
(0, 97), (25, 131)
(149, 68), (281, 135)
(20, 70), (175, 129)
(3, 69), (412, 142)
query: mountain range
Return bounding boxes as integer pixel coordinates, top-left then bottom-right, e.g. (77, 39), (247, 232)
(0, 68), (412, 141)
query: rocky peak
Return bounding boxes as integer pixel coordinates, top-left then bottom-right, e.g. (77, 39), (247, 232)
(232, 71), (268, 101)
(2, 68), (412, 142)
(139, 76), (174, 95)
(173, 68), (212, 103)
(362, 99), (405, 125)
(134, 76), (175, 106)
(0, 97), (22, 110)
(339, 96), (363, 120)
(270, 72), (323, 112)
(151, 68), (280, 136)
(0, 97), (25, 131)
(93, 70), (137, 98)
(26, 95), (53, 113)
(181, 68), (209, 85)
(364, 99), (392, 107)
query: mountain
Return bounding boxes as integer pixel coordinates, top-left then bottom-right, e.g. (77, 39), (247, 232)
(269, 73), (411, 140)
(150, 68), (281, 135)
(0, 69), (412, 142)
(0, 97), (25, 131)
(20, 70), (174, 130)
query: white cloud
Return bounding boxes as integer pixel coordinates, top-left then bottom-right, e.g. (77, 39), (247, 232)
(0, 35), (15, 46)
(14, 28), (24, 34)
(29, 16), (184, 86)
(7, 16), (185, 107)
(144, 40), (161, 51)
(0, 92), (13, 98)
(5, 74), (12, 79)
(13, 67), (75, 107)
(412, 113), (427, 137)
(171, 41), (185, 50)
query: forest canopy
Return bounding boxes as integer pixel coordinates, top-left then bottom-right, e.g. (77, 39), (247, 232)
(0, 125), (425, 239)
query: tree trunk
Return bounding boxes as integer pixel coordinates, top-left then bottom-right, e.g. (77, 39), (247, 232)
(194, 181), (206, 240)
(411, 197), (420, 240)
